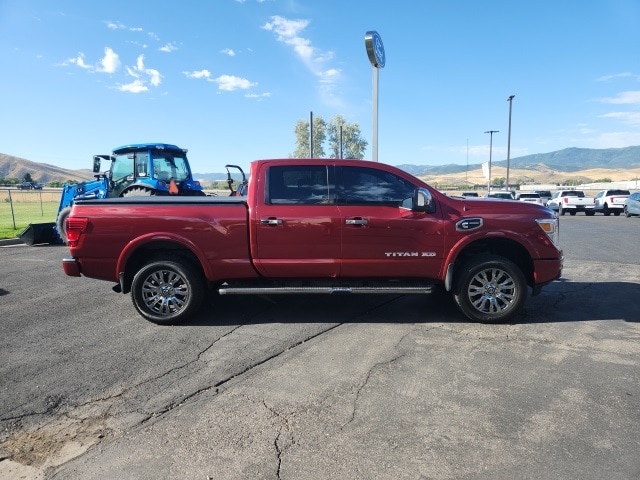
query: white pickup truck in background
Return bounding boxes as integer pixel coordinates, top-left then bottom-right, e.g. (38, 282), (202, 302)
(547, 190), (595, 215)
(593, 189), (630, 216)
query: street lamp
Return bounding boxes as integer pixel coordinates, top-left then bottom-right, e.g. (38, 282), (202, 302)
(485, 130), (499, 192)
(506, 95), (515, 189)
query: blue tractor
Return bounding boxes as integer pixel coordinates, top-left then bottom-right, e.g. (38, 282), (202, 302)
(20, 143), (204, 245)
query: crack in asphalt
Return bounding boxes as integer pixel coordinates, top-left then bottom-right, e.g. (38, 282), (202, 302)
(1, 295), (406, 471)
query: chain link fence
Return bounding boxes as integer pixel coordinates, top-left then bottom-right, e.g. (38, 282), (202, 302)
(0, 189), (60, 238)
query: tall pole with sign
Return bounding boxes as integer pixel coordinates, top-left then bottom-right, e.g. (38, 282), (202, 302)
(365, 31), (385, 162)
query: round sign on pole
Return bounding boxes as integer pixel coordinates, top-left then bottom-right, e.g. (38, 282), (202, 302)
(365, 31), (385, 68)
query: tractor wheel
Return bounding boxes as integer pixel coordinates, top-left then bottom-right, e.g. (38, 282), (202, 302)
(56, 206), (72, 244)
(453, 254), (527, 323)
(131, 257), (205, 325)
(122, 186), (155, 197)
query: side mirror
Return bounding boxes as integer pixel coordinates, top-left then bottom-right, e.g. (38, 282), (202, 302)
(92, 156), (101, 173)
(412, 188), (436, 213)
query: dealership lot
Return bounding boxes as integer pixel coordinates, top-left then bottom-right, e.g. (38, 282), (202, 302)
(1, 214), (639, 479)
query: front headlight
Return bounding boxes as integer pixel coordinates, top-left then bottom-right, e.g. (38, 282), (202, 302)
(536, 216), (560, 247)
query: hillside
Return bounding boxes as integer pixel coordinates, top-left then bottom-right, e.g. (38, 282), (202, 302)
(0, 153), (92, 184)
(2, 145), (640, 187)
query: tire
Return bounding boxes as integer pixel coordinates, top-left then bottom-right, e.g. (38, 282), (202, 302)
(131, 258), (205, 325)
(585, 210), (595, 216)
(453, 255), (527, 323)
(559, 206), (565, 215)
(603, 204), (610, 216)
(122, 186), (154, 197)
(569, 210), (576, 215)
(55, 206), (72, 244)
(625, 207), (631, 218)
(613, 211), (621, 216)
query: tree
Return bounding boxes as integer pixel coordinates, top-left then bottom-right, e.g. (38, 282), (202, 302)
(292, 115), (326, 158)
(326, 114), (367, 159)
(23, 172), (33, 183)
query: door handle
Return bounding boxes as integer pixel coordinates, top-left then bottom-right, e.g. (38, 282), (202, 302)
(345, 218), (368, 226)
(260, 217), (283, 226)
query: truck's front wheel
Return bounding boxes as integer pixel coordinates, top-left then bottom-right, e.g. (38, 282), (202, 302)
(453, 255), (527, 323)
(131, 258), (205, 325)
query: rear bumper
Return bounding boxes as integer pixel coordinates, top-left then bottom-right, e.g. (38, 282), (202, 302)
(62, 257), (81, 277)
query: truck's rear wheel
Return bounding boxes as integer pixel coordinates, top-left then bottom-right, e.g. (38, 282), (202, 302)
(453, 255), (527, 323)
(56, 206), (72, 244)
(131, 259), (205, 325)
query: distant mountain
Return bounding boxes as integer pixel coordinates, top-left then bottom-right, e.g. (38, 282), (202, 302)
(3, 146), (640, 184)
(397, 146), (640, 176)
(0, 153), (92, 184)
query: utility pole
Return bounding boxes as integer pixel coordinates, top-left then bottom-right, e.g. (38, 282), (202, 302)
(485, 130), (499, 192)
(506, 95), (515, 189)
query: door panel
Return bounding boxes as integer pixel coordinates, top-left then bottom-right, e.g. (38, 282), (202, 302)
(253, 165), (341, 277)
(336, 166), (444, 278)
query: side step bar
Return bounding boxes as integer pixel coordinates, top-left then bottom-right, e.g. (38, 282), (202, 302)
(218, 285), (433, 295)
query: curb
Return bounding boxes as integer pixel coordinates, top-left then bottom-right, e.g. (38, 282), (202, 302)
(0, 238), (24, 247)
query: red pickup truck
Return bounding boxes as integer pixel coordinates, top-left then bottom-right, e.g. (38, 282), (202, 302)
(62, 159), (563, 324)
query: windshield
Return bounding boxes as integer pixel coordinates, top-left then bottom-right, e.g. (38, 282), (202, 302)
(151, 152), (191, 182)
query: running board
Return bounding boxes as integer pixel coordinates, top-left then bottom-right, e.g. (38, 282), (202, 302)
(218, 285), (433, 295)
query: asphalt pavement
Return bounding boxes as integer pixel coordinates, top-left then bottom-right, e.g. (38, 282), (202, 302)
(1, 215), (639, 480)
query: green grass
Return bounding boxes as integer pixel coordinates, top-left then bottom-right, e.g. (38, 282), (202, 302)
(0, 201), (59, 239)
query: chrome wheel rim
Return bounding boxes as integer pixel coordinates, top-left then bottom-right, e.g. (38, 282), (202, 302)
(467, 267), (517, 315)
(141, 269), (190, 316)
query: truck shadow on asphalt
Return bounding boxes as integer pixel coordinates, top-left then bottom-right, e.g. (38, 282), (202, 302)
(183, 280), (639, 326)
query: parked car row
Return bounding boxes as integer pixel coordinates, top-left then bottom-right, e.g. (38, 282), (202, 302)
(456, 188), (639, 219)
(16, 182), (43, 190)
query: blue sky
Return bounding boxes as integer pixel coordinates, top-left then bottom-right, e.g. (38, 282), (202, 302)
(1, 0), (640, 174)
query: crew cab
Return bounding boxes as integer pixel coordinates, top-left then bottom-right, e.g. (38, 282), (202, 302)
(62, 159), (563, 325)
(546, 190), (595, 215)
(593, 189), (630, 216)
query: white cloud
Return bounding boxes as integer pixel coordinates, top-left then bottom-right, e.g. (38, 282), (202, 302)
(184, 70), (212, 79)
(117, 55), (162, 93)
(106, 21), (125, 30)
(62, 48), (120, 74)
(97, 47), (120, 73)
(262, 15), (341, 102)
(600, 111), (640, 125)
(118, 80), (148, 93)
(599, 91), (640, 105)
(245, 92), (272, 100)
(221, 48), (236, 56)
(65, 53), (92, 69)
(212, 75), (256, 91)
(160, 43), (177, 53)
(596, 72), (640, 82)
(262, 16), (313, 64)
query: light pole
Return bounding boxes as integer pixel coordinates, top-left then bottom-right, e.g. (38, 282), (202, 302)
(485, 130), (499, 192)
(506, 95), (515, 189)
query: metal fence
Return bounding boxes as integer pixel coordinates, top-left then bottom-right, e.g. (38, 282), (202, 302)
(0, 188), (60, 234)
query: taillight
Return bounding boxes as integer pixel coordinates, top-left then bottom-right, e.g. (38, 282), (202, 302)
(563, 197), (568, 204)
(66, 217), (89, 247)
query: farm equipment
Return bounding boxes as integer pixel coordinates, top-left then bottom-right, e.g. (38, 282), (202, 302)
(225, 164), (248, 196)
(19, 143), (204, 245)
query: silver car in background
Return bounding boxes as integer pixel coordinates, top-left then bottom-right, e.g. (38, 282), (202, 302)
(624, 192), (640, 217)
